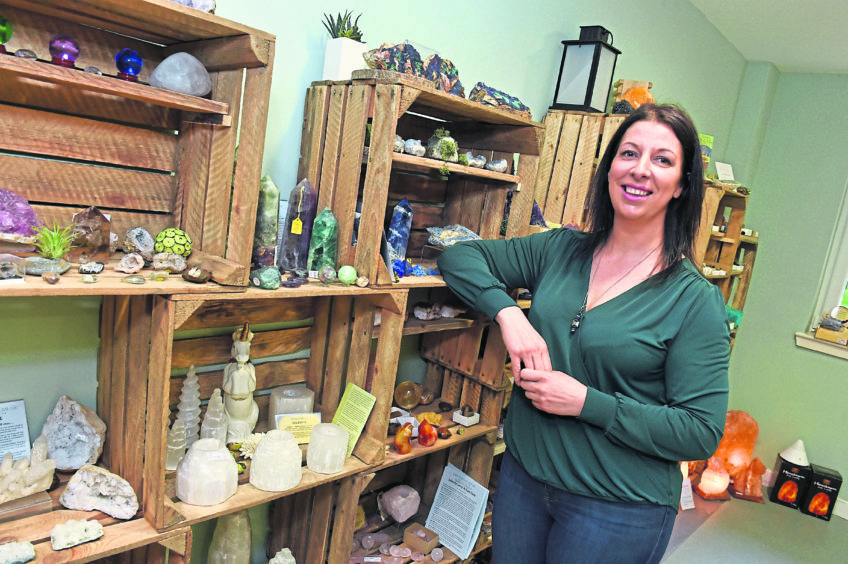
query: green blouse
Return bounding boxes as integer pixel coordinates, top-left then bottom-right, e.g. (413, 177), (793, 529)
(438, 228), (730, 510)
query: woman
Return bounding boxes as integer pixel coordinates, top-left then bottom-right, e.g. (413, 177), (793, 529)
(437, 104), (729, 563)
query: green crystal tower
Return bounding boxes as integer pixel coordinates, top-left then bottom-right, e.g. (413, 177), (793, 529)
(306, 207), (338, 274)
(252, 175), (280, 267)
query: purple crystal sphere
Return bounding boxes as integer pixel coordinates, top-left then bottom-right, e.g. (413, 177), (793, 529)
(49, 33), (80, 66)
(0, 188), (40, 236)
(115, 48), (143, 78)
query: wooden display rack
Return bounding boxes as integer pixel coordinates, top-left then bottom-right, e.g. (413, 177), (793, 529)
(531, 110), (624, 231)
(297, 70), (544, 287)
(96, 284), (407, 531)
(0, 0), (275, 286)
(694, 180), (748, 300)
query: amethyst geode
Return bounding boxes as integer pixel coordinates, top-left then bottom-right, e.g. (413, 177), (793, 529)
(0, 189), (40, 236)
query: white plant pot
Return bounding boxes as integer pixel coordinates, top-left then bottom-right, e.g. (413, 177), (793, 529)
(322, 37), (368, 81)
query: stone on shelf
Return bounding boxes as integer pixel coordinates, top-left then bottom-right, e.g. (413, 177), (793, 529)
(40, 396), (106, 472)
(0, 540), (35, 564)
(149, 52), (212, 96)
(50, 519), (104, 551)
(306, 207), (338, 274)
(277, 179), (318, 274)
(0, 188), (39, 236)
(0, 435), (56, 505)
(68, 206), (110, 263)
(60, 465), (139, 519)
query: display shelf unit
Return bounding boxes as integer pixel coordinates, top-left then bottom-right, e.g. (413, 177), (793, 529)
(297, 70), (544, 286)
(0, 0), (275, 286)
(694, 181), (748, 301)
(97, 284), (407, 532)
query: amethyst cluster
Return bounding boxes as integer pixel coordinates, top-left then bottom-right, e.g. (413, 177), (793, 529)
(0, 188), (40, 236)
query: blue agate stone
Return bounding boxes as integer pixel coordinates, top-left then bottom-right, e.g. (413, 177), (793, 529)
(387, 197), (413, 263)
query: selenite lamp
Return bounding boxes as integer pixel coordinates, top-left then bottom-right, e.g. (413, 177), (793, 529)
(49, 33), (80, 68)
(0, 15), (12, 54)
(551, 25), (621, 113)
(115, 48), (142, 81)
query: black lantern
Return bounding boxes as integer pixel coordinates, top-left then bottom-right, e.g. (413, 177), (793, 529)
(551, 25), (620, 113)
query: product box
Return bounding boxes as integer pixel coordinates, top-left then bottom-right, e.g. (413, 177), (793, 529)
(769, 455), (812, 510)
(814, 325), (848, 346)
(800, 464), (843, 521)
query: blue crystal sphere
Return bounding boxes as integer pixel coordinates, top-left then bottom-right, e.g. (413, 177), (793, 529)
(115, 48), (143, 77)
(49, 33), (80, 66)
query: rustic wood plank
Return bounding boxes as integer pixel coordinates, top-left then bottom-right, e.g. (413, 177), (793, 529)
(4, 155), (174, 212)
(320, 297), (353, 420)
(107, 296), (130, 482)
(532, 111), (565, 212)
(388, 173), (449, 204)
(225, 54), (273, 282)
(170, 327), (311, 370)
(122, 296), (152, 500)
(355, 84), (400, 281)
(507, 154), (540, 238)
(268, 495), (295, 560)
(561, 114), (602, 228)
(477, 325), (508, 388)
(174, 296), (313, 331)
(0, 56), (227, 114)
(347, 298), (375, 390)
(545, 113), (583, 222)
(297, 85), (331, 189)
(335, 84), (371, 265)
(164, 34), (272, 71)
(465, 436), (496, 487)
(307, 297), (332, 402)
(327, 473), (375, 564)
(599, 115), (625, 158)
(144, 296), (179, 529)
(174, 121), (211, 243)
(304, 484), (334, 564)
(316, 84), (349, 214)
(97, 297), (116, 468)
(201, 69), (243, 258)
(0, 105), (178, 171)
(2, 0), (273, 46)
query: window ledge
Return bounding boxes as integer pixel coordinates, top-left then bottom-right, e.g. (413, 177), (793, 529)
(794, 332), (848, 360)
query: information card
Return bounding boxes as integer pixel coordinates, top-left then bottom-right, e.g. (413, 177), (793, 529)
(425, 463), (489, 559)
(332, 383), (376, 456)
(0, 400), (31, 460)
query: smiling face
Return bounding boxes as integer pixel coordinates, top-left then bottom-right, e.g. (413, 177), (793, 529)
(607, 119), (684, 229)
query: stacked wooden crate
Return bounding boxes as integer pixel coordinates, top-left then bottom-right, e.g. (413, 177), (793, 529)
(0, 0), (274, 286)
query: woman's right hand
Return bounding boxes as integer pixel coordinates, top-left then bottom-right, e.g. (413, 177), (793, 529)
(495, 306), (551, 387)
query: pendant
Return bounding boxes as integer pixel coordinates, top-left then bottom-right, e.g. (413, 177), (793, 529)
(570, 309), (583, 334)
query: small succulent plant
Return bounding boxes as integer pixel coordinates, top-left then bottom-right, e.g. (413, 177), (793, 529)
(322, 10), (364, 42)
(33, 221), (76, 260)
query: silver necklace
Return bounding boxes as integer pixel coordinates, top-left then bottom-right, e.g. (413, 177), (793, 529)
(570, 242), (662, 334)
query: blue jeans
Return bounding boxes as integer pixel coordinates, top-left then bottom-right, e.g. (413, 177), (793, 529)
(492, 450), (676, 564)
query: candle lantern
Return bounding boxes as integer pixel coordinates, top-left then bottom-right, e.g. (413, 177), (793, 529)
(551, 25), (620, 113)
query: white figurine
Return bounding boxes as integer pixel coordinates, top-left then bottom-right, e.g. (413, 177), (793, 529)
(223, 323), (259, 443)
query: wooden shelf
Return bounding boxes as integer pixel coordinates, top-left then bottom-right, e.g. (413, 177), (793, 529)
(0, 54), (229, 115)
(169, 456), (373, 528)
(0, 506), (190, 564)
(391, 153), (521, 184)
(739, 235), (759, 245)
(379, 423), (498, 472)
(372, 316), (478, 339)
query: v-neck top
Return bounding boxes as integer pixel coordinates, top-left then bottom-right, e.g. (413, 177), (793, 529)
(437, 227), (730, 510)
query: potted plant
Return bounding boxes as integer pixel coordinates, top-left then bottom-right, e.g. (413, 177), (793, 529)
(321, 10), (368, 81)
(25, 221), (75, 275)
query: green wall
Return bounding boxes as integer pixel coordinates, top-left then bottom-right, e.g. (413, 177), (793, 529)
(2, 0), (846, 561)
(726, 70), (848, 476)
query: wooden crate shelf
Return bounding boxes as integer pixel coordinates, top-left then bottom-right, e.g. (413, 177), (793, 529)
(531, 110), (625, 231)
(0, 504), (191, 564)
(97, 284), (407, 531)
(0, 0), (275, 287)
(298, 70), (544, 288)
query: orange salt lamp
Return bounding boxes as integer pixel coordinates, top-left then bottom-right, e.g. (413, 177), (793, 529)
(622, 86), (654, 109)
(729, 457), (767, 503)
(694, 458), (731, 500)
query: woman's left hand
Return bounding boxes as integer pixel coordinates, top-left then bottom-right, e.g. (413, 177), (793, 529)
(519, 368), (588, 416)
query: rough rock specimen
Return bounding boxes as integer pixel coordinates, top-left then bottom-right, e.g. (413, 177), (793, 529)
(153, 252), (187, 273)
(0, 541), (35, 564)
(150, 52), (212, 96)
(60, 465), (139, 519)
(422, 54), (464, 97)
(269, 548), (296, 564)
(0, 188), (39, 236)
(115, 252), (144, 274)
(379, 484), (420, 522)
(468, 82), (531, 117)
(41, 396), (106, 471)
(0, 435), (56, 504)
(363, 42), (424, 76)
(123, 227), (155, 261)
(50, 519), (104, 550)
